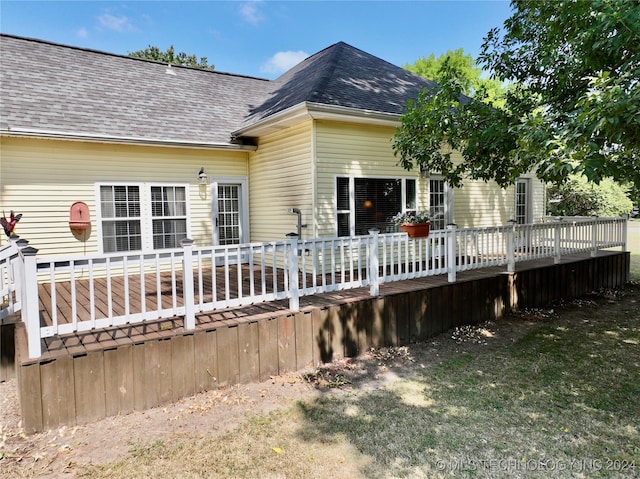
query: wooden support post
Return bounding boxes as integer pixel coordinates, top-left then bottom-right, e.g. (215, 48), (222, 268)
(507, 221), (516, 273)
(368, 228), (380, 296)
(287, 237), (299, 311)
(19, 245), (41, 358)
(181, 238), (196, 330)
(447, 224), (457, 282)
(554, 218), (563, 264)
(591, 216), (599, 257)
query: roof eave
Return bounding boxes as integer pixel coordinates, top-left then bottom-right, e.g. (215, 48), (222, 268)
(0, 128), (258, 151)
(232, 102), (401, 138)
(307, 102), (401, 126)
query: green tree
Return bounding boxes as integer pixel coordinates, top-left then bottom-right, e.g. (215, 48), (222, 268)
(547, 176), (633, 217)
(393, 0), (640, 189)
(404, 48), (506, 107)
(128, 45), (214, 70)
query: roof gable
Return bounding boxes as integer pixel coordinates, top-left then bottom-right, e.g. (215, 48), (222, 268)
(1, 35), (441, 146)
(243, 42), (439, 126)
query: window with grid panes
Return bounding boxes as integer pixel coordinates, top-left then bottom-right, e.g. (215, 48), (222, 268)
(429, 178), (446, 230)
(217, 184), (241, 245)
(99, 184), (188, 253)
(100, 185), (142, 253)
(515, 179), (529, 224)
(151, 186), (187, 249)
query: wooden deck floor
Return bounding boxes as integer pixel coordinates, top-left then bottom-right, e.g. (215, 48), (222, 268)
(34, 251), (622, 361)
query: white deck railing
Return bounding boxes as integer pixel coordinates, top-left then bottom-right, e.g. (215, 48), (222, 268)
(0, 237), (22, 321)
(1, 216), (627, 358)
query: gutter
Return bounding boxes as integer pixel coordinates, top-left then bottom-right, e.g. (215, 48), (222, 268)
(0, 127), (258, 151)
(232, 101), (401, 138)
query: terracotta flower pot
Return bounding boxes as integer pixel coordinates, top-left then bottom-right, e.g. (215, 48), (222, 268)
(400, 222), (430, 238)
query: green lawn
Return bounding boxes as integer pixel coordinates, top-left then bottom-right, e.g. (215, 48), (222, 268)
(72, 288), (640, 479)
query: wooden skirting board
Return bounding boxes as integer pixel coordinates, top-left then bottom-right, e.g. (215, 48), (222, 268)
(14, 251), (630, 433)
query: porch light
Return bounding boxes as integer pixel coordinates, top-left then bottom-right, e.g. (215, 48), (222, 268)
(197, 167), (208, 185)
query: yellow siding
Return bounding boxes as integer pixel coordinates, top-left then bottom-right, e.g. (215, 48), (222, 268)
(1, 125), (547, 260)
(248, 121), (313, 242)
(314, 121), (545, 233)
(453, 174), (546, 228)
(315, 121), (424, 236)
(0, 137), (248, 257)
(454, 178), (516, 228)
(529, 174), (547, 221)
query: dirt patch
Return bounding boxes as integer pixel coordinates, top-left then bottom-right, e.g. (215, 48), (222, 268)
(1, 284), (637, 478)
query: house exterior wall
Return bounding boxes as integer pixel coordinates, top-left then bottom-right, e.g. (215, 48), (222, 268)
(0, 136), (249, 257)
(314, 120), (546, 234)
(453, 172), (546, 228)
(1, 124), (547, 258)
(314, 120), (426, 237)
(248, 121), (314, 242)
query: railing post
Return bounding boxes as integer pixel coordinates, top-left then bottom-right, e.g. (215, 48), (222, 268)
(287, 236), (300, 311)
(591, 216), (599, 257)
(181, 238), (196, 330)
(622, 214), (628, 252)
(19, 245), (41, 359)
(368, 228), (380, 296)
(446, 224), (457, 282)
(10, 236), (24, 305)
(507, 220), (516, 273)
(554, 217), (563, 264)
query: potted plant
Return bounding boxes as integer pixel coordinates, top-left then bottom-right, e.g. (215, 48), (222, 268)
(392, 210), (431, 238)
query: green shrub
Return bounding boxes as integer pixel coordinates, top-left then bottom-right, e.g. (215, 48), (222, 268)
(547, 176), (633, 217)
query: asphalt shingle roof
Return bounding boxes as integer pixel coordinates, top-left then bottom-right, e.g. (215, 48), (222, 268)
(0, 34), (272, 145)
(245, 42), (440, 125)
(1, 35), (440, 145)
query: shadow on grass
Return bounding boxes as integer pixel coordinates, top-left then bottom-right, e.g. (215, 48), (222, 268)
(295, 290), (640, 478)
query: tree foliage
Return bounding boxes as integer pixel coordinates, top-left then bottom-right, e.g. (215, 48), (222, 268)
(128, 45), (214, 70)
(394, 0), (640, 189)
(547, 176), (633, 217)
(404, 48), (506, 107)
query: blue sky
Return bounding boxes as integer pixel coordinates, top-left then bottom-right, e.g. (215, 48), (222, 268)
(1, 1), (513, 79)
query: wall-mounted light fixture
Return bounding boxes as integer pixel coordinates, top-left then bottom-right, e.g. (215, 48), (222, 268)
(198, 167), (208, 185)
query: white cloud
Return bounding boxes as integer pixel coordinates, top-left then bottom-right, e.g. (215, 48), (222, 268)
(239, 1), (264, 25)
(76, 28), (89, 39)
(261, 50), (309, 75)
(97, 13), (134, 32)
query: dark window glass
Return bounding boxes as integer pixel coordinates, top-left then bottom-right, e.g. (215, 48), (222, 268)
(354, 178), (402, 235)
(406, 179), (416, 210)
(337, 177), (350, 211)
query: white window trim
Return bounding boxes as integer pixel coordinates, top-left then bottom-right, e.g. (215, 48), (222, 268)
(95, 182), (191, 253)
(334, 174), (420, 237)
(209, 176), (250, 246)
(428, 175), (454, 228)
(515, 177), (532, 224)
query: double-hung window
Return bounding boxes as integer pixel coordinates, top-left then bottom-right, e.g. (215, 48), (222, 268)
(99, 183), (188, 253)
(100, 185), (142, 253)
(336, 176), (417, 237)
(151, 186), (187, 249)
